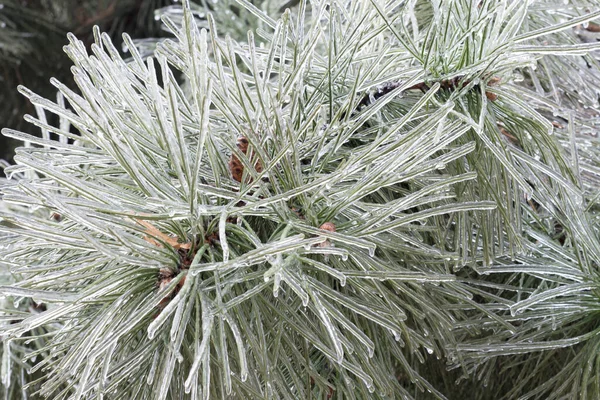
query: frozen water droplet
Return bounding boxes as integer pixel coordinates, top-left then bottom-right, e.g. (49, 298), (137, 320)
(368, 246), (375, 257)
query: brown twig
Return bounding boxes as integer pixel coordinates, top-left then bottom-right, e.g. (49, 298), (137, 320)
(132, 218), (191, 250)
(353, 75), (501, 116)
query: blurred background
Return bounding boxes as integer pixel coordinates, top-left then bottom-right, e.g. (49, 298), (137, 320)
(0, 0), (174, 175)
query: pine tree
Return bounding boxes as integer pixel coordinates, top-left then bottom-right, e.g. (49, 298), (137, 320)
(1, 0), (600, 399)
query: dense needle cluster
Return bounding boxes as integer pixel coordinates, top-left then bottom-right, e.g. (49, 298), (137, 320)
(0, 1), (600, 399)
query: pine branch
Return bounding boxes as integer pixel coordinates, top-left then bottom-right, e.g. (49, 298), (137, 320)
(1, 1), (600, 399)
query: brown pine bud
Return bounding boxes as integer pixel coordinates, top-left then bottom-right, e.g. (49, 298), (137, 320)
(487, 76), (501, 86)
(485, 91), (498, 101)
(316, 222), (336, 248)
(229, 136), (263, 182)
(319, 222), (336, 232)
(585, 22), (600, 32)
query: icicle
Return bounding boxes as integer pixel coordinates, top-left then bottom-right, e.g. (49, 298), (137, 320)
(1, 340), (11, 388)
